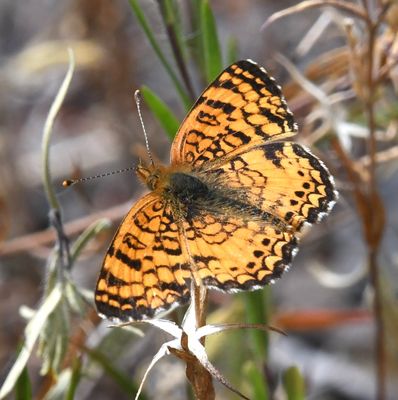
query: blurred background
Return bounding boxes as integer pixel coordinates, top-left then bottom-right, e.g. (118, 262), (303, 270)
(1, 0), (398, 399)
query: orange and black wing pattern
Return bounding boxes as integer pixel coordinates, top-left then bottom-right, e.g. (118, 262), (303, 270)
(95, 59), (337, 320)
(181, 213), (297, 291)
(171, 59), (297, 166)
(178, 143), (336, 292)
(95, 193), (191, 321)
(204, 141), (337, 232)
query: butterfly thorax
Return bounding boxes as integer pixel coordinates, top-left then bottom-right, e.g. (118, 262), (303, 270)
(136, 163), (198, 195)
(136, 162), (213, 216)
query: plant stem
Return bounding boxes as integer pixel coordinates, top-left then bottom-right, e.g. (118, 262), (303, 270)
(185, 283), (214, 400)
(364, 9), (386, 400)
(172, 281), (214, 399)
(369, 249), (385, 400)
(42, 49), (75, 212)
(194, 282), (208, 330)
(128, 0), (192, 110)
(157, 0), (196, 102)
(42, 49), (75, 271)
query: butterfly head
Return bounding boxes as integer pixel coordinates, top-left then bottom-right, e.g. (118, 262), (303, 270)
(136, 162), (165, 191)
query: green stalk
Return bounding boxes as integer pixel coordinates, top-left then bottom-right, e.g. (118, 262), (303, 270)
(200, 0), (222, 83)
(129, 0), (191, 109)
(242, 289), (271, 398)
(140, 85), (180, 139)
(42, 49), (75, 211)
(283, 366), (305, 400)
(159, 0), (196, 101)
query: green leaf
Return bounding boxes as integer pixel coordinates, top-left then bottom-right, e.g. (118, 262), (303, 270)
(239, 289), (271, 399)
(164, 0), (185, 56)
(64, 281), (88, 315)
(0, 285), (62, 399)
(15, 366), (32, 400)
(243, 360), (269, 400)
(283, 366), (306, 400)
(128, 0), (191, 109)
(200, 0), (222, 83)
(38, 300), (70, 375)
(159, 0), (196, 102)
(84, 347), (142, 397)
(141, 85), (180, 140)
(65, 359), (82, 400)
(42, 49), (75, 211)
(185, 0), (204, 75)
(70, 218), (111, 267)
(242, 288), (270, 358)
(227, 37), (239, 65)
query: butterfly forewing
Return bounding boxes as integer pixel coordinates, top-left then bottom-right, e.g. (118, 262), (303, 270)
(170, 59), (297, 166)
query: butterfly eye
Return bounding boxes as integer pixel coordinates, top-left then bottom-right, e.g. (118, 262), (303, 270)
(146, 172), (161, 191)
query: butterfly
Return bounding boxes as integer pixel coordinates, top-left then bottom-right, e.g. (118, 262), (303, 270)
(95, 59), (337, 322)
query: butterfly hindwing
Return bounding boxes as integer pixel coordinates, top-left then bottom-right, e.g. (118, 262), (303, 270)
(203, 142), (337, 231)
(95, 193), (191, 321)
(182, 213), (298, 291)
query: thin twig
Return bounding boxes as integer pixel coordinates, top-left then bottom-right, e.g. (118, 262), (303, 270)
(157, 0), (196, 102)
(331, 138), (370, 226)
(364, 5), (386, 400)
(0, 200), (131, 257)
(376, 56), (398, 84)
(41, 49), (76, 271)
(261, 0), (369, 31)
(360, 0), (370, 15)
(185, 281), (213, 399)
(42, 49), (74, 212)
(360, 144), (398, 168)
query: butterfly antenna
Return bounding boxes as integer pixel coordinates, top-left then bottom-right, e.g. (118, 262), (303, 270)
(134, 89), (154, 166)
(62, 166), (135, 187)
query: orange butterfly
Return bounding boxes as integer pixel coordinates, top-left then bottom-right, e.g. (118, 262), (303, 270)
(95, 60), (337, 322)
